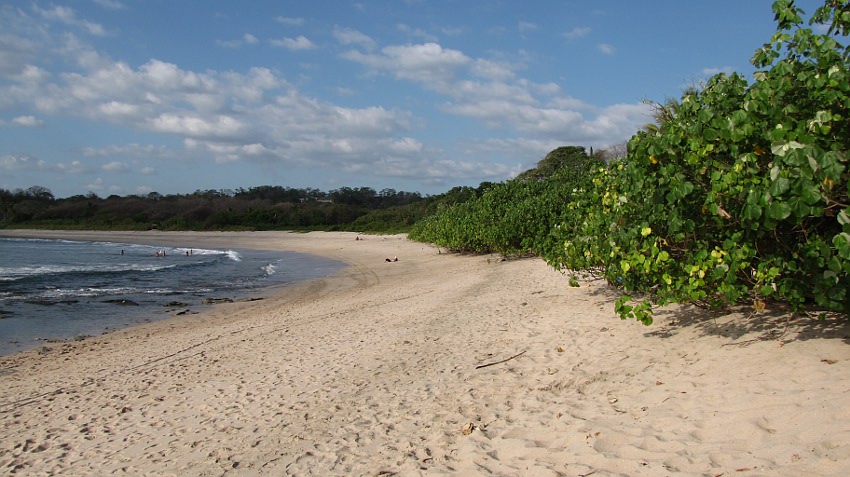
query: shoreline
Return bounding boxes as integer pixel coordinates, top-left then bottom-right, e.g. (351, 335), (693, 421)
(1, 230), (849, 476)
(0, 231), (346, 356)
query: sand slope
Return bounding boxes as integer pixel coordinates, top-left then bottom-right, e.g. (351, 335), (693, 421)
(1, 231), (849, 476)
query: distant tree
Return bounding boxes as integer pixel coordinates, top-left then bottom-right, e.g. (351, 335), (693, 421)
(25, 185), (54, 201)
(0, 188), (14, 223)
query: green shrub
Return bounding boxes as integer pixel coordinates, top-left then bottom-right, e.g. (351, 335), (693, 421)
(549, 0), (850, 323)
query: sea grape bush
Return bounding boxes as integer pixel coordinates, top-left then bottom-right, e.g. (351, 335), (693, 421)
(409, 147), (602, 256)
(411, 0), (850, 325)
(548, 0), (850, 323)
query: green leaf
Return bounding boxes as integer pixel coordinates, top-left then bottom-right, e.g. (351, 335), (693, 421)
(800, 185), (822, 205)
(771, 140), (804, 157)
(743, 203), (763, 221)
(766, 201), (792, 220)
(838, 209), (850, 226)
(834, 233), (850, 260)
(769, 177), (791, 196)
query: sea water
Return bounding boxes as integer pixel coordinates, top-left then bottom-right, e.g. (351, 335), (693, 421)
(0, 237), (344, 356)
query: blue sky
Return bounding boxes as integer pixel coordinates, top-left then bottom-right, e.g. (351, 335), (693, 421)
(0, 0), (825, 197)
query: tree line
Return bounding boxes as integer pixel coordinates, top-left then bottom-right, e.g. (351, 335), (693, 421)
(0, 185), (428, 232)
(0, 181), (503, 233)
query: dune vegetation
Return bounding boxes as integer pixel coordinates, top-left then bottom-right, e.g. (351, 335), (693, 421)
(411, 0), (850, 323)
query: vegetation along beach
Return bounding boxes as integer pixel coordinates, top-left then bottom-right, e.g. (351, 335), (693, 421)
(2, 0), (850, 476)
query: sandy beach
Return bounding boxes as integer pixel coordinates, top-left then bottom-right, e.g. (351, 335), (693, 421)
(1, 230), (849, 476)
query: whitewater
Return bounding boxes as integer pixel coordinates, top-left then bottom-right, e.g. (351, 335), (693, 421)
(0, 237), (343, 355)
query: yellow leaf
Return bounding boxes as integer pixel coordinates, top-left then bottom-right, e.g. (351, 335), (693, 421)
(824, 177), (835, 190)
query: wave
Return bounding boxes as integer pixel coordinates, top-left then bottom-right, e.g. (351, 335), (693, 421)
(0, 262), (179, 281)
(261, 263), (278, 276)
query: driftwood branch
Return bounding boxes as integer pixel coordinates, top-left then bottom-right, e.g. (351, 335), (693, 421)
(475, 350), (527, 369)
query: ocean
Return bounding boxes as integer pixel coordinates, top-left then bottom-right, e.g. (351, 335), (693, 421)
(0, 237), (344, 356)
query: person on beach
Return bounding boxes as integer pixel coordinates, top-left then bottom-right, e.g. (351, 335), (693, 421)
(385, 256), (398, 262)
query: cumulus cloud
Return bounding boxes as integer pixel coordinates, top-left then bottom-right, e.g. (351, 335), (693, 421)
(3, 115), (44, 127)
(1, 154), (48, 171)
(563, 26), (591, 40)
(217, 33), (259, 48)
(93, 0), (125, 10)
(276, 16), (305, 26)
(57, 160), (87, 173)
(33, 4), (107, 36)
(518, 21), (538, 32)
(598, 43), (616, 55)
(102, 161), (130, 172)
(270, 36), (316, 51)
(396, 23), (438, 42)
(0, 5), (651, 191)
(82, 144), (170, 158)
(149, 114), (247, 139)
(470, 59), (517, 81)
(342, 43), (470, 85)
(338, 37), (646, 148)
(333, 27), (377, 51)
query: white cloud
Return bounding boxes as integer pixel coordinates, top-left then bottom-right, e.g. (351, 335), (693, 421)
(518, 21), (538, 32)
(9, 115), (44, 127)
(94, 0), (125, 10)
(34, 4), (107, 36)
(342, 43), (470, 85)
(86, 177), (105, 191)
(396, 23), (438, 42)
(1, 154), (48, 171)
(598, 43), (616, 55)
(102, 161), (130, 172)
(57, 160), (87, 173)
(217, 33), (259, 48)
(149, 114), (247, 139)
(0, 8), (651, 192)
(470, 59), (517, 81)
(82, 144), (169, 158)
(98, 101), (140, 118)
(276, 16), (305, 26)
(333, 27), (377, 50)
(270, 36), (316, 51)
(563, 27), (591, 40)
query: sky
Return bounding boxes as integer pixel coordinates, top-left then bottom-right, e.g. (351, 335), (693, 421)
(0, 0), (826, 198)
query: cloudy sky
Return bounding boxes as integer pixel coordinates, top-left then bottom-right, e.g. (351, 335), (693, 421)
(0, 0), (823, 197)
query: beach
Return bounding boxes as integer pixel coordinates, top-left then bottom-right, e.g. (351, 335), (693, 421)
(1, 230), (849, 476)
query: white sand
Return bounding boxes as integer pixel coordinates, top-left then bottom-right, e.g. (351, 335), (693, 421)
(1, 230), (849, 476)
